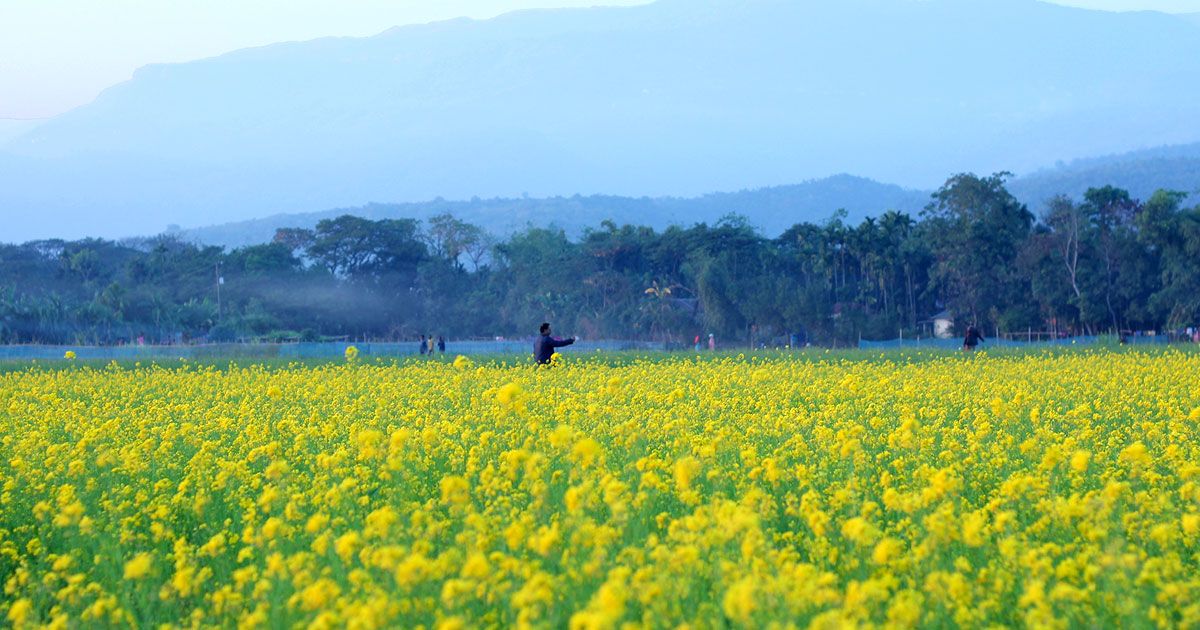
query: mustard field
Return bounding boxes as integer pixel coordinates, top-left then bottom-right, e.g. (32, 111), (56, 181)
(2, 350), (1200, 628)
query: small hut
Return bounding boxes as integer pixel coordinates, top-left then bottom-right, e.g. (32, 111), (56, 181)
(921, 310), (955, 339)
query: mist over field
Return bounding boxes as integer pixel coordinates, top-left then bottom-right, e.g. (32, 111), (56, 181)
(2, 0), (1200, 242)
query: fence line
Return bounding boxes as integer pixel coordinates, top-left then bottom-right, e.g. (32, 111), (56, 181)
(859, 334), (1190, 350)
(0, 340), (663, 361)
(3, 335), (1184, 360)
(859, 336), (1102, 350)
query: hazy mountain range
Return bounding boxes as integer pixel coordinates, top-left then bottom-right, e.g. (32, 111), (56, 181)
(0, 120), (41, 145)
(175, 141), (1198, 249)
(1009, 142), (1200, 210)
(176, 174), (930, 248)
(3, 0), (1200, 244)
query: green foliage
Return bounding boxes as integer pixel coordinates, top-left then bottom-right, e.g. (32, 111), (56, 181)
(3, 173), (1200, 346)
(922, 173), (1034, 327)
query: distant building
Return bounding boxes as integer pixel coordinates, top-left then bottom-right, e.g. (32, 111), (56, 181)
(924, 310), (955, 339)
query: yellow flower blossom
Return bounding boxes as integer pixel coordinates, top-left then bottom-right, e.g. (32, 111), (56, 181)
(722, 577), (756, 623)
(7, 598), (33, 625)
(1183, 514), (1200, 537)
(872, 537), (903, 565)
(1070, 450), (1090, 473)
(334, 532), (362, 562)
(123, 553), (153, 579)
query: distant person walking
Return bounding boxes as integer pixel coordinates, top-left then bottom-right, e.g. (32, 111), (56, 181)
(694, 335), (702, 352)
(419, 335), (428, 356)
(707, 333), (716, 351)
(534, 322), (576, 365)
(437, 336), (446, 354)
(963, 325), (985, 352)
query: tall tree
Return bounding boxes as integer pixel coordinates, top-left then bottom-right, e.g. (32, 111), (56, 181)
(1081, 186), (1143, 332)
(305, 216), (427, 285)
(923, 173), (1034, 330)
(425, 214), (485, 271)
(1138, 190), (1200, 329)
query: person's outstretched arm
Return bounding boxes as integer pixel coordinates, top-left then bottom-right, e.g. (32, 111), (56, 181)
(553, 336), (576, 348)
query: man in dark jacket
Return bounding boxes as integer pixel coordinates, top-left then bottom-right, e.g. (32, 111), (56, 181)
(963, 325), (985, 352)
(534, 322), (576, 365)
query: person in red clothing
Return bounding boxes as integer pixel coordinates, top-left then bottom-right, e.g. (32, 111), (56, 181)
(534, 322), (576, 365)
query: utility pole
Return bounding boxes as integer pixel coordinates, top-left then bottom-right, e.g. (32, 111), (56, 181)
(215, 262), (224, 320)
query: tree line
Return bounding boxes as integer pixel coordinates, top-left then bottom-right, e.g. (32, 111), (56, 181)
(2, 173), (1197, 347)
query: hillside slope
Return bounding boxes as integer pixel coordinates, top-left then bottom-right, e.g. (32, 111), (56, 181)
(1010, 143), (1200, 211)
(3, 0), (1200, 242)
(178, 175), (929, 247)
(0, 120), (41, 145)
(181, 140), (1200, 248)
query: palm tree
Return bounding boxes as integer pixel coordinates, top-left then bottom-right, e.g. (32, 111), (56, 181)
(642, 281), (680, 344)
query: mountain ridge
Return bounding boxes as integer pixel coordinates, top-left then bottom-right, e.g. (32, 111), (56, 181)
(173, 174), (931, 249)
(4, 0), (1200, 242)
(0, 119), (42, 145)
(1009, 142), (1200, 209)
(5, 137), (1194, 248)
(174, 138), (1200, 250)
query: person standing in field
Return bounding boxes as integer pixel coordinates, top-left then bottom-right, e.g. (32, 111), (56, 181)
(708, 333), (716, 351)
(437, 336), (446, 354)
(418, 335), (428, 356)
(534, 322), (576, 365)
(963, 325), (985, 352)
(694, 334), (702, 352)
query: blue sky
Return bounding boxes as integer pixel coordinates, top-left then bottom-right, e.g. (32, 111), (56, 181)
(2, 0), (1197, 119)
